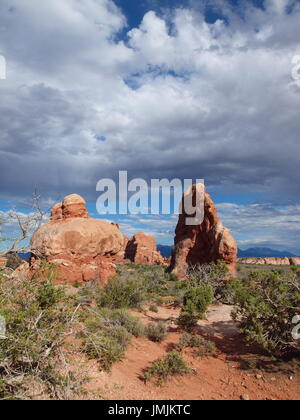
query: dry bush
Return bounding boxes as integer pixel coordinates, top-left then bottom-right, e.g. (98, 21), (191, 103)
(0, 266), (83, 400)
(143, 351), (190, 386)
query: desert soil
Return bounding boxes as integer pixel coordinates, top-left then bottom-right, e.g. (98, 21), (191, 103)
(77, 303), (300, 401)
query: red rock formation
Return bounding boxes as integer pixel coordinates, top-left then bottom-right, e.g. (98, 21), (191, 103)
(169, 184), (237, 277)
(30, 194), (124, 285)
(289, 257), (300, 266)
(50, 194), (89, 221)
(125, 233), (165, 265)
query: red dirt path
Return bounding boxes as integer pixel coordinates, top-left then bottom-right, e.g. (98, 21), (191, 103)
(81, 304), (300, 400)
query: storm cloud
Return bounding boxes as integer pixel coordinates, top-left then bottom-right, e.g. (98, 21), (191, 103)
(0, 0), (300, 250)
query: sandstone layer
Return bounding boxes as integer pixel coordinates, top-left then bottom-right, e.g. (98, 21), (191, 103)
(239, 257), (300, 266)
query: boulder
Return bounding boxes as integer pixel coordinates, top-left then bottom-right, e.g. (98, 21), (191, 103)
(30, 194), (124, 285)
(169, 184), (237, 277)
(125, 233), (165, 265)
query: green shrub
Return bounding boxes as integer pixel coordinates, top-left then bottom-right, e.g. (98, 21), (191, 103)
(37, 280), (65, 309)
(81, 307), (145, 371)
(177, 332), (194, 350)
(149, 305), (159, 313)
(154, 297), (165, 305)
(77, 281), (101, 306)
(186, 261), (231, 302)
(182, 284), (214, 318)
(177, 311), (199, 330)
(97, 277), (146, 309)
(83, 326), (131, 372)
(97, 264), (172, 310)
(176, 284), (213, 330)
(143, 351), (190, 386)
(0, 272), (80, 400)
(177, 333), (216, 356)
(98, 308), (145, 337)
(146, 322), (167, 343)
(168, 273), (179, 282)
(229, 269), (300, 356)
(32, 261), (58, 284)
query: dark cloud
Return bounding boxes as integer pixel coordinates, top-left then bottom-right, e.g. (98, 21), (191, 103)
(0, 0), (300, 250)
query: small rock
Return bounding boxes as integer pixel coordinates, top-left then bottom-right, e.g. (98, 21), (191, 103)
(240, 394), (250, 401)
(289, 376), (293, 381)
(256, 374), (262, 380)
(270, 377), (276, 382)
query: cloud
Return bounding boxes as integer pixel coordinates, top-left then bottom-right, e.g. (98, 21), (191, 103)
(217, 201), (300, 252)
(0, 0), (299, 248)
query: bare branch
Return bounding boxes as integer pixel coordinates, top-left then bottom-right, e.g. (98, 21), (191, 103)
(0, 192), (49, 257)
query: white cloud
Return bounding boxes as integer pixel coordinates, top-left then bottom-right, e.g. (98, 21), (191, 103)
(217, 201), (300, 252)
(0, 0), (299, 249)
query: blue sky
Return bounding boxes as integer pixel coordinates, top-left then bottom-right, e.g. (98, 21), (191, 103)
(0, 0), (300, 252)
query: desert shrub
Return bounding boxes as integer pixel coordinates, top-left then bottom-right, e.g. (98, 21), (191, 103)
(0, 272), (81, 400)
(36, 280), (65, 309)
(177, 284), (213, 330)
(177, 333), (216, 356)
(97, 265), (171, 310)
(32, 261), (58, 284)
(81, 307), (145, 371)
(83, 326), (131, 371)
(143, 351), (190, 386)
(169, 280), (190, 306)
(168, 273), (178, 282)
(139, 270), (169, 297)
(183, 284), (214, 318)
(146, 322), (167, 343)
(149, 305), (159, 313)
(97, 277), (146, 309)
(77, 281), (102, 306)
(186, 261), (231, 302)
(177, 312), (199, 330)
(98, 308), (145, 337)
(229, 269), (300, 356)
(120, 264), (170, 293)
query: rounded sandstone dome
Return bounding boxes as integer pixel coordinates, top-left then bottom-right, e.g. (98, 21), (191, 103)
(31, 218), (124, 258)
(61, 194), (88, 219)
(63, 194), (86, 206)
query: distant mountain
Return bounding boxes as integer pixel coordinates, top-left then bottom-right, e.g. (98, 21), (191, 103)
(158, 246), (297, 259)
(157, 245), (173, 258)
(238, 248), (296, 258)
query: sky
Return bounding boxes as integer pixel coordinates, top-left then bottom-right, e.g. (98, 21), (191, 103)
(0, 0), (300, 252)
